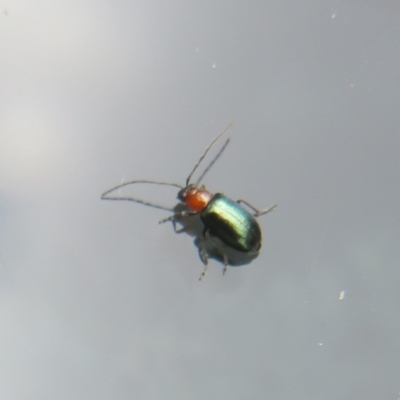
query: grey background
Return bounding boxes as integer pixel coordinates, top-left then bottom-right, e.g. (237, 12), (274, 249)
(1, 1), (399, 399)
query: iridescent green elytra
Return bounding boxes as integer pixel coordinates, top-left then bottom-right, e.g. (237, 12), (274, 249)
(200, 193), (262, 253)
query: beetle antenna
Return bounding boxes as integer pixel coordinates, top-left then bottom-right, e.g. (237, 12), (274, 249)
(195, 138), (230, 187)
(186, 121), (234, 186)
(101, 180), (183, 211)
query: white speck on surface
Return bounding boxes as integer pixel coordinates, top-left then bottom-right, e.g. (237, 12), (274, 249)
(331, 13), (336, 19)
(318, 342), (323, 346)
(339, 290), (345, 301)
(212, 63), (217, 69)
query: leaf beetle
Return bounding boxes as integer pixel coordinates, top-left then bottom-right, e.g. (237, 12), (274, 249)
(101, 122), (277, 280)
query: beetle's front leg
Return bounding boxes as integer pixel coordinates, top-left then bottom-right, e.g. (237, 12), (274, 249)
(171, 218), (186, 233)
(158, 210), (198, 225)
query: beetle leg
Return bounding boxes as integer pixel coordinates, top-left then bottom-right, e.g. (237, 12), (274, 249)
(158, 210), (198, 224)
(172, 219), (186, 233)
(237, 199), (278, 217)
(221, 251), (229, 276)
(198, 227), (209, 281)
(198, 254), (209, 281)
(198, 246), (209, 281)
(199, 226), (209, 265)
(172, 220), (197, 234)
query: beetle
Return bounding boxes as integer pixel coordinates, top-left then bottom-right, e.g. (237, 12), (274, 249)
(101, 122), (277, 280)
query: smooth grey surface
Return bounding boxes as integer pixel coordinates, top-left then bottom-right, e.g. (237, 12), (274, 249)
(1, 1), (400, 399)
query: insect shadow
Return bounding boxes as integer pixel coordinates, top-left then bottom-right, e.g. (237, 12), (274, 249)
(101, 122), (277, 280)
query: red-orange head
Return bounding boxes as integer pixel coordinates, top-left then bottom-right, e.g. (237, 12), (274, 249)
(178, 185), (213, 212)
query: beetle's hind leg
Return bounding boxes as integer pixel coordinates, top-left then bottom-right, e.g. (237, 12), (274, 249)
(237, 199), (278, 217)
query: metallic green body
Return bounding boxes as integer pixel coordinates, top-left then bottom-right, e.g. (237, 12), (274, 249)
(200, 193), (262, 253)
